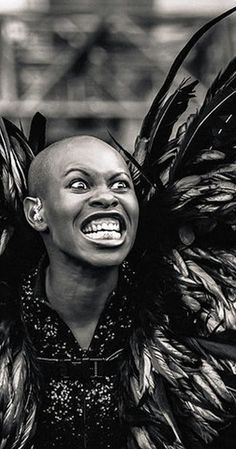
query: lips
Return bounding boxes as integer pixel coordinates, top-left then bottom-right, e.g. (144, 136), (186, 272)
(81, 213), (125, 241)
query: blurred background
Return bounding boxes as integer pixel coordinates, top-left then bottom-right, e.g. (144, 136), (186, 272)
(0, 0), (236, 149)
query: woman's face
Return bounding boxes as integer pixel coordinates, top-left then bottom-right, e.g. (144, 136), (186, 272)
(41, 137), (139, 268)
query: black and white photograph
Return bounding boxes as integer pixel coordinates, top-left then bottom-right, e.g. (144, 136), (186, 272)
(0, 1), (236, 448)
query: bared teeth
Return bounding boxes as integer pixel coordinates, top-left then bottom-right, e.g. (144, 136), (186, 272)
(85, 230), (121, 240)
(82, 218), (120, 234)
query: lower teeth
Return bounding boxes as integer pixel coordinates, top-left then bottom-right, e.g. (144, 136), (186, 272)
(85, 231), (121, 240)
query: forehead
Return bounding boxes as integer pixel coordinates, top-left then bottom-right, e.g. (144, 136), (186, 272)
(51, 139), (129, 177)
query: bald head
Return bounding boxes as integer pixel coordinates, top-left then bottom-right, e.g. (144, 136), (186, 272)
(27, 135), (126, 198)
(24, 134), (139, 269)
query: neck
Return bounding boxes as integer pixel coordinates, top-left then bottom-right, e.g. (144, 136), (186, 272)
(45, 256), (119, 325)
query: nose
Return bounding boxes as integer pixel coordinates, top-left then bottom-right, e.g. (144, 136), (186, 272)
(89, 188), (119, 209)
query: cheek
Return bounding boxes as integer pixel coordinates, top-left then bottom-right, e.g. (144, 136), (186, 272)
(45, 203), (72, 237)
(45, 194), (82, 226)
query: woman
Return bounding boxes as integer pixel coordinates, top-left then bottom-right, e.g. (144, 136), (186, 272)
(22, 135), (139, 448)
(1, 7), (236, 449)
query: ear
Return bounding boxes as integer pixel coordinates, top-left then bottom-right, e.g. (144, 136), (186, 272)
(23, 196), (48, 232)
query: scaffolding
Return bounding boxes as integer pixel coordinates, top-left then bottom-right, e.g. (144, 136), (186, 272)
(0, 8), (235, 144)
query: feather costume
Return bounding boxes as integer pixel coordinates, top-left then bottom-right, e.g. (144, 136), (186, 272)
(113, 7), (236, 448)
(1, 8), (236, 449)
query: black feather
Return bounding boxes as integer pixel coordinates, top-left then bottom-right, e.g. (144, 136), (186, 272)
(29, 112), (46, 155)
(138, 80), (198, 187)
(148, 80), (198, 160)
(171, 74), (236, 180)
(201, 57), (236, 111)
(108, 131), (160, 191)
(139, 7), (236, 140)
(3, 118), (34, 161)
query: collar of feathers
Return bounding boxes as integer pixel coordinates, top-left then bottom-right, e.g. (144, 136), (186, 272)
(1, 255), (236, 449)
(1, 7), (236, 449)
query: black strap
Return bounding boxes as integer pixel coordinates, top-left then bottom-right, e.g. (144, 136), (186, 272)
(37, 355), (121, 382)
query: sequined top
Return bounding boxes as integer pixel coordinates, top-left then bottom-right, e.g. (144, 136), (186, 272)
(20, 258), (134, 449)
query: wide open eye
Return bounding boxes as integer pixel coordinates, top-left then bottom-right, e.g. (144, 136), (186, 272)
(112, 180), (130, 191)
(69, 180), (89, 190)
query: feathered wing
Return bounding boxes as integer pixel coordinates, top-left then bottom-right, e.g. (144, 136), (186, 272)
(119, 9), (236, 449)
(129, 7), (236, 196)
(0, 117), (43, 449)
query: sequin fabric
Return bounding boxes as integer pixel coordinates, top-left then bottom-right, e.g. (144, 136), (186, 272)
(20, 258), (134, 449)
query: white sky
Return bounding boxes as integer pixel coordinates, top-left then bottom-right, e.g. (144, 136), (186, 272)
(0, 0), (235, 15)
(157, 0), (236, 15)
(0, 0), (48, 12)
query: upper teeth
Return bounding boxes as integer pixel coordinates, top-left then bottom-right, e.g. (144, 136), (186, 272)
(82, 218), (120, 234)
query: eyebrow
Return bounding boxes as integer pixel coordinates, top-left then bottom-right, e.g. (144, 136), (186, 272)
(109, 172), (132, 181)
(64, 168), (92, 178)
(63, 168), (131, 180)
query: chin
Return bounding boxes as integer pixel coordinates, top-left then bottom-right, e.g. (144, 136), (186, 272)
(85, 254), (126, 268)
(81, 246), (131, 268)
(64, 237), (135, 268)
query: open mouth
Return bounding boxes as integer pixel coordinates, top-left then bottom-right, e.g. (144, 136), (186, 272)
(81, 216), (124, 241)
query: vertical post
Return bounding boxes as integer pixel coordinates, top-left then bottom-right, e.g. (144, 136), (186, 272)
(0, 17), (17, 102)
